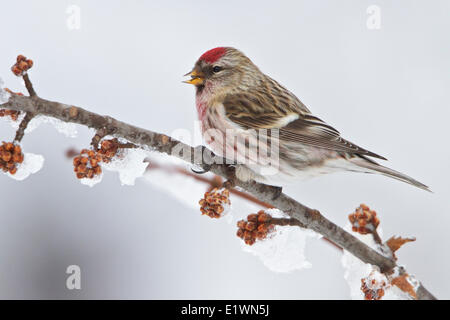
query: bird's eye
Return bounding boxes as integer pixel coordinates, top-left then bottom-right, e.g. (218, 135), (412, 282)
(212, 66), (223, 73)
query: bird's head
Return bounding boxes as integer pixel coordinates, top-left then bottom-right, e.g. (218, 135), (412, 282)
(184, 47), (261, 94)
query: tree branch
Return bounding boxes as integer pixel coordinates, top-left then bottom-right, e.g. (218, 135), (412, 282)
(1, 86), (436, 300)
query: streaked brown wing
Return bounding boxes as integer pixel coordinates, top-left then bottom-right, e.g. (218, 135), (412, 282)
(223, 93), (387, 160)
(280, 117), (387, 159)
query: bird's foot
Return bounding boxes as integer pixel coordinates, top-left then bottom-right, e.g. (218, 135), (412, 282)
(191, 164), (210, 174)
(191, 145), (213, 174)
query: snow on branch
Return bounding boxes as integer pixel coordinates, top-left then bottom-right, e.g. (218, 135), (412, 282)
(0, 55), (436, 300)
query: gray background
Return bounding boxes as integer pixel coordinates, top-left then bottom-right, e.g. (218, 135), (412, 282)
(0, 0), (448, 299)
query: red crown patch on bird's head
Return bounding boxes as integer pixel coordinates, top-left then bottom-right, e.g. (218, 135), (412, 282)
(199, 47), (227, 63)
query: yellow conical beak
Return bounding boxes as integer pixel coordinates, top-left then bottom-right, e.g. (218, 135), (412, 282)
(183, 70), (205, 86)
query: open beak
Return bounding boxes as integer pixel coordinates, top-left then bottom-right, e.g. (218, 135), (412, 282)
(183, 69), (205, 86)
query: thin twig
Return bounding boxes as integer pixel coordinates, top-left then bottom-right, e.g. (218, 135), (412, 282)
(13, 111), (34, 142)
(22, 73), (36, 97)
(271, 217), (306, 228)
(372, 230), (383, 245)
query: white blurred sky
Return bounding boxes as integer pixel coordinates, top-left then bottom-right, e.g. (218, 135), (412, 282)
(0, 0), (449, 299)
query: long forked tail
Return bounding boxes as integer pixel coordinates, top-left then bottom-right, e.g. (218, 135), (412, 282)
(350, 157), (431, 192)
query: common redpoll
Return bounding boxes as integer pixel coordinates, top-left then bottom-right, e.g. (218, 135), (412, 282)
(184, 47), (429, 191)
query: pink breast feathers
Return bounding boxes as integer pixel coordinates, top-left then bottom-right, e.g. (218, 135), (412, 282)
(195, 82), (215, 121)
(196, 100), (207, 120)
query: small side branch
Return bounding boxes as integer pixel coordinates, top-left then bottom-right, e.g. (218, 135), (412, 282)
(22, 73), (36, 97)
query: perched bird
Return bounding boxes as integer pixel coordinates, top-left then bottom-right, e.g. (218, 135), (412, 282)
(184, 47), (429, 191)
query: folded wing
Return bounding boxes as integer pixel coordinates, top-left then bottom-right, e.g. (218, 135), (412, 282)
(223, 92), (387, 160)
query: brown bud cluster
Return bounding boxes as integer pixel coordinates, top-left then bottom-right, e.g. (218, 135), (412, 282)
(73, 149), (103, 179)
(0, 109), (20, 121)
(236, 210), (275, 246)
(96, 138), (120, 163)
(72, 139), (120, 179)
(361, 272), (388, 300)
(199, 188), (230, 218)
(348, 204), (380, 235)
(11, 55), (33, 76)
(0, 142), (24, 175)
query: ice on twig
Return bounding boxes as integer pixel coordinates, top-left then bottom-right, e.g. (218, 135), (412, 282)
(383, 284), (414, 300)
(341, 223), (384, 299)
(341, 224), (414, 300)
(4, 152), (44, 181)
(265, 208), (289, 219)
(242, 208), (320, 273)
(102, 147), (149, 186)
(0, 77), (10, 104)
(80, 173), (103, 187)
(1, 112), (78, 138)
(26, 116), (78, 137)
